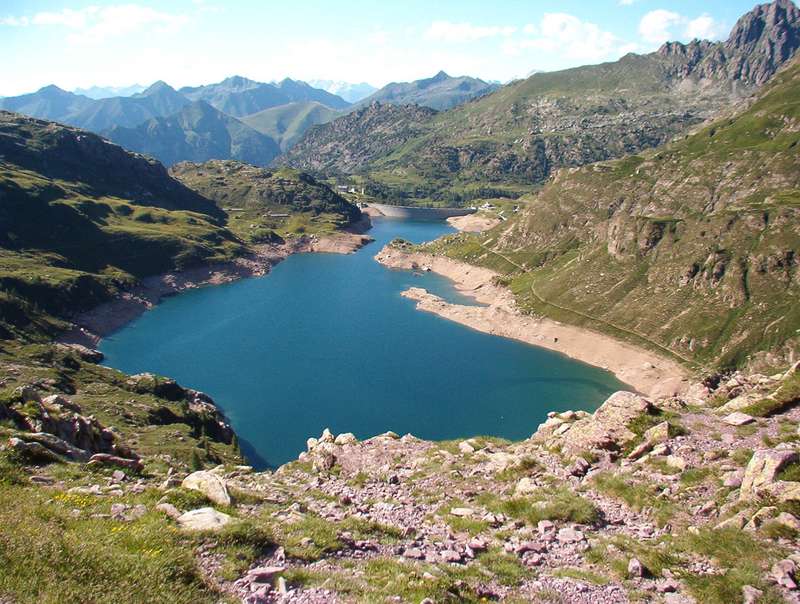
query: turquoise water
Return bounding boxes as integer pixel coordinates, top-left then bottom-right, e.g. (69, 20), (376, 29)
(100, 218), (626, 468)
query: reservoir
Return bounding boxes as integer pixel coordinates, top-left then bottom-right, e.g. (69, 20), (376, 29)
(100, 218), (626, 468)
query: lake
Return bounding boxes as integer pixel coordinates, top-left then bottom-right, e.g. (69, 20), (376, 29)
(100, 218), (626, 468)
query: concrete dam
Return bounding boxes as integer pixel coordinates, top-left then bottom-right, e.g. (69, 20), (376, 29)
(367, 203), (475, 220)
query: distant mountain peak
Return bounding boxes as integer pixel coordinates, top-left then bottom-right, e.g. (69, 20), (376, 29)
(139, 80), (177, 96)
(430, 70), (451, 82)
(37, 84), (70, 95)
(220, 75), (260, 90)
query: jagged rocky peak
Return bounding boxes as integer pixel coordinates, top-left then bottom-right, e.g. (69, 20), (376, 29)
(724, 0), (800, 84)
(657, 0), (799, 86)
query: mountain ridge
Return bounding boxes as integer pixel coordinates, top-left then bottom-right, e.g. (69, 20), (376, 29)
(103, 100), (281, 167)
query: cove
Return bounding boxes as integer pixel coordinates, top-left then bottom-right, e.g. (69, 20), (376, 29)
(100, 218), (627, 468)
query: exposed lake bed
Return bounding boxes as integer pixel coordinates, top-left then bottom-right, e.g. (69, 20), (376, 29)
(97, 218), (629, 468)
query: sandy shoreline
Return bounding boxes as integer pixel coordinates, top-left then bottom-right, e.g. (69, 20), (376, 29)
(60, 229), (373, 349)
(374, 246), (690, 399)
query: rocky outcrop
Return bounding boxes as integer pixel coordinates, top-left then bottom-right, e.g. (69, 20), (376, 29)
(534, 391), (653, 455)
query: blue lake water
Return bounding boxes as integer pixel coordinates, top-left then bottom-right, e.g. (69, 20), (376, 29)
(100, 218), (626, 468)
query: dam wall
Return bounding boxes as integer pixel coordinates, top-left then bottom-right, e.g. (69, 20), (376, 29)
(367, 203), (475, 220)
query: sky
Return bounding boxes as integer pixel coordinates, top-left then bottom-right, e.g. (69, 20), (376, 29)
(0, 0), (774, 96)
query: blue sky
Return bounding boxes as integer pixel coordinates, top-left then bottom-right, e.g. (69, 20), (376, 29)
(0, 0), (773, 95)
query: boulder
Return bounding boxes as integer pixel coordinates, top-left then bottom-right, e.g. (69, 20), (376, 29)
(515, 477), (538, 495)
(176, 507), (232, 531)
(22, 432), (90, 461)
(87, 453), (143, 472)
(8, 437), (62, 463)
(772, 559), (797, 590)
(334, 432), (357, 446)
(723, 412), (755, 426)
(740, 449), (799, 500)
(182, 471), (231, 506)
(644, 421), (671, 444)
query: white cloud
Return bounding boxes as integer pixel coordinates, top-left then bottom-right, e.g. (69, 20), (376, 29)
(425, 21), (516, 43)
(639, 10), (725, 46)
(0, 4), (189, 44)
(507, 13), (635, 63)
(685, 14), (724, 40)
(639, 9), (682, 44)
(618, 0), (638, 5)
(0, 16), (30, 26)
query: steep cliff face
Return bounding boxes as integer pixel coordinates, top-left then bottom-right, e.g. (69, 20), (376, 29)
(432, 56), (800, 370)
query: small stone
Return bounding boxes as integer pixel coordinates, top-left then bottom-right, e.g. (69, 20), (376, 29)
(458, 440), (476, 454)
(723, 470), (745, 488)
(570, 457), (591, 477)
(111, 470), (126, 483)
(742, 585), (763, 604)
(724, 412), (755, 426)
(450, 507), (474, 517)
(557, 527), (585, 543)
(515, 541), (547, 554)
(666, 455), (687, 471)
(247, 566), (285, 584)
(156, 502), (181, 520)
(515, 477), (537, 495)
(403, 547), (424, 559)
(440, 549), (462, 563)
(538, 520), (556, 535)
(628, 557), (645, 578)
(467, 538), (487, 552)
(657, 579), (680, 593)
(652, 443), (672, 456)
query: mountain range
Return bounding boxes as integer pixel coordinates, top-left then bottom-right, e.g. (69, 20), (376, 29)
(353, 70), (498, 111)
(179, 76), (351, 116)
(281, 0), (800, 204)
(103, 100), (281, 167)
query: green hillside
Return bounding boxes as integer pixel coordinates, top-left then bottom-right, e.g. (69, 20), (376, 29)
(171, 160), (361, 242)
(241, 101), (340, 150)
(426, 57), (800, 371)
(0, 112), (244, 337)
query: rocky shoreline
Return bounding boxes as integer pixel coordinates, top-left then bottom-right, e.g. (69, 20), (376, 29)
(375, 245), (689, 399)
(59, 229), (373, 349)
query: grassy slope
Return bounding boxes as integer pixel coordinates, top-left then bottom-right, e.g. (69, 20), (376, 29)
(427, 58), (800, 371)
(170, 160), (361, 243)
(241, 101), (341, 150)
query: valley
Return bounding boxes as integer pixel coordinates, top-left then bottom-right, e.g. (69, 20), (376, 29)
(1, 1), (800, 603)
